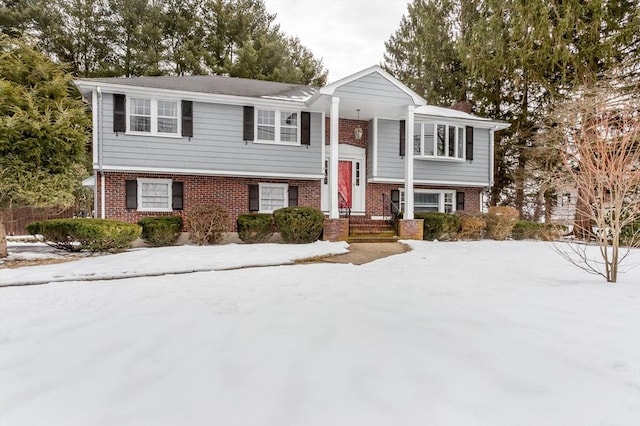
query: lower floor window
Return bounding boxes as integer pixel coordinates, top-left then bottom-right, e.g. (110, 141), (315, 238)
(260, 183), (288, 212)
(400, 189), (456, 213)
(139, 178), (172, 212)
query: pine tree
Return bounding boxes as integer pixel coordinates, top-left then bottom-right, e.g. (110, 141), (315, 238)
(0, 36), (91, 257)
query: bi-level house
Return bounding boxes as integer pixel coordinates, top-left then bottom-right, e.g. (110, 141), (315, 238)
(75, 66), (508, 240)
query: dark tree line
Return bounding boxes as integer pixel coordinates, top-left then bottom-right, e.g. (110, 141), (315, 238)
(0, 0), (328, 85)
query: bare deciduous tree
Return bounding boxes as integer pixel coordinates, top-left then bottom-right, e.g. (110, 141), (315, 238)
(540, 79), (640, 282)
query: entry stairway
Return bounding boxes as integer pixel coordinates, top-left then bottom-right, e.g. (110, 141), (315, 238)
(347, 217), (399, 243)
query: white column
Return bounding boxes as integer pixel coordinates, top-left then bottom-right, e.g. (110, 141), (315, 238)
(329, 97), (340, 219)
(404, 105), (415, 220)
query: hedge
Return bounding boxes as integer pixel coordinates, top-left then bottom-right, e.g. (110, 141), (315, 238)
(273, 206), (324, 244)
(415, 212), (460, 241)
(26, 218), (141, 252)
(237, 214), (274, 243)
(138, 216), (183, 246)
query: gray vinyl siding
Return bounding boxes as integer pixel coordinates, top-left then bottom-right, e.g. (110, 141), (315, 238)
(367, 119), (375, 179)
(100, 94), (322, 176)
(334, 72), (413, 105)
(376, 119), (491, 184)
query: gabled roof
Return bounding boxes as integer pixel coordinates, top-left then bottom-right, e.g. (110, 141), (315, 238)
(76, 75), (317, 102)
(317, 65), (427, 106)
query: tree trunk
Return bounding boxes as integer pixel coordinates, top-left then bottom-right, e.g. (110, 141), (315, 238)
(573, 189), (593, 241)
(0, 221), (8, 258)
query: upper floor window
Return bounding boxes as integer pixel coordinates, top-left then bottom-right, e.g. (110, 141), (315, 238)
(414, 123), (465, 159)
(128, 98), (180, 136)
(256, 109), (299, 144)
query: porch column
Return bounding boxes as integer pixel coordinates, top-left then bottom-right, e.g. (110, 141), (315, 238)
(404, 105), (415, 219)
(329, 96), (340, 219)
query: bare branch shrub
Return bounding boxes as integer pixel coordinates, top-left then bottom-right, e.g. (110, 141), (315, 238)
(185, 204), (229, 245)
(538, 78), (640, 282)
(486, 206), (519, 240)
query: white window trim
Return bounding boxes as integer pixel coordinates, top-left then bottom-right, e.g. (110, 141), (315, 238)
(414, 122), (466, 161)
(138, 178), (173, 212)
(399, 188), (457, 214)
(258, 182), (289, 213)
(126, 97), (182, 137)
(254, 109), (301, 146)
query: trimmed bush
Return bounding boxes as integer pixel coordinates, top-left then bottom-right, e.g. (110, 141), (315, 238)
(486, 206), (519, 240)
(415, 212), (460, 241)
(237, 214), (274, 243)
(457, 214), (487, 240)
(273, 206), (324, 244)
(138, 216), (183, 246)
(512, 220), (562, 241)
(185, 204), (229, 245)
(26, 218), (141, 252)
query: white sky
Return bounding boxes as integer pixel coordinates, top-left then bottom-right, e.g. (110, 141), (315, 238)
(263, 0), (410, 82)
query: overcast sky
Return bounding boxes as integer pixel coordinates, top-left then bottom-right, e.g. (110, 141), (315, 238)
(263, 0), (410, 82)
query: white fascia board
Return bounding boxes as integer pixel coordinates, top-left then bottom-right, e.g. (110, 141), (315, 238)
(368, 177), (490, 187)
(415, 114), (510, 130)
(74, 80), (309, 110)
(100, 165), (323, 180)
(318, 65), (427, 106)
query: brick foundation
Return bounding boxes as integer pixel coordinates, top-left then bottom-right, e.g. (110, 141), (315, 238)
(322, 218), (349, 241)
(397, 219), (424, 240)
(97, 172), (321, 231)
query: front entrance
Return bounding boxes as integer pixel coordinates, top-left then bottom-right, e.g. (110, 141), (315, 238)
(321, 144), (365, 214)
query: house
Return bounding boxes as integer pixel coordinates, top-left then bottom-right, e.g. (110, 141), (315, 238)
(74, 66), (509, 240)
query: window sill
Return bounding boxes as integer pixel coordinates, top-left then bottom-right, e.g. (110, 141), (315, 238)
(125, 131), (183, 139)
(253, 140), (301, 147)
(138, 208), (173, 213)
(414, 156), (465, 162)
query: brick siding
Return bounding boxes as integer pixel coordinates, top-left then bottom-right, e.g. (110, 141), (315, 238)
(97, 172), (321, 231)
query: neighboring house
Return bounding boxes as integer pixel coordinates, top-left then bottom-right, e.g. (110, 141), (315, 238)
(551, 186), (578, 226)
(74, 66), (508, 239)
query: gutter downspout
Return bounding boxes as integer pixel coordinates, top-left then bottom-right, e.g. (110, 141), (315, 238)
(97, 87), (105, 219)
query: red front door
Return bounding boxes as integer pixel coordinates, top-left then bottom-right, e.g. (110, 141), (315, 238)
(338, 160), (352, 208)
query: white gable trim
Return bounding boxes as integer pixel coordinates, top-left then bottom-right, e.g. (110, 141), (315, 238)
(318, 66), (427, 106)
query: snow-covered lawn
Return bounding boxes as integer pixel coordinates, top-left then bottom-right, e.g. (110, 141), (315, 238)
(1, 240), (639, 426)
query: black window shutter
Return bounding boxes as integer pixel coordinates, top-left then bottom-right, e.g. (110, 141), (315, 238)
(390, 189), (400, 214)
(243, 106), (254, 141)
(248, 184), (259, 211)
(181, 101), (193, 138)
(399, 120), (406, 157)
(125, 180), (137, 209)
(172, 181), (184, 210)
(301, 112), (311, 145)
(456, 191), (465, 211)
(466, 126), (474, 161)
(288, 186), (298, 207)
(113, 94), (126, 133)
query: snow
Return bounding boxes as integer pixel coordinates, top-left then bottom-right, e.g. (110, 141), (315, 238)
(1, 240), (639, 426)
(0, 241), (349, 286)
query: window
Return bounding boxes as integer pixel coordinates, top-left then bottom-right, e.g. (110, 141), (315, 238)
(138, 178), (172, 212)
(259, 183), (288, 212)
(414, 123), (465, 159)
(128, 98), (180, 135)
(256, 109), (299, 144)
(400, 189), (456, 213)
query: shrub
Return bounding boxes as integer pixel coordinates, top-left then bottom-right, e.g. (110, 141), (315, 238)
(415, 212), (460, 241)
(26, 218), (141, 252)
(457, 214), (486, 240)
(273, 206), (324, 244)
(185, 204), (229, 245)
(237, 214), (274, 243)
(512, 221), (562, 241)
(137, 216), (183, 246)
(486, 206), (519, 240)
(620, 219), (640, 247)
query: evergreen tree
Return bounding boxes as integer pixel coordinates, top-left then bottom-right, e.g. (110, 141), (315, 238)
(0, 36), (91, 257)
